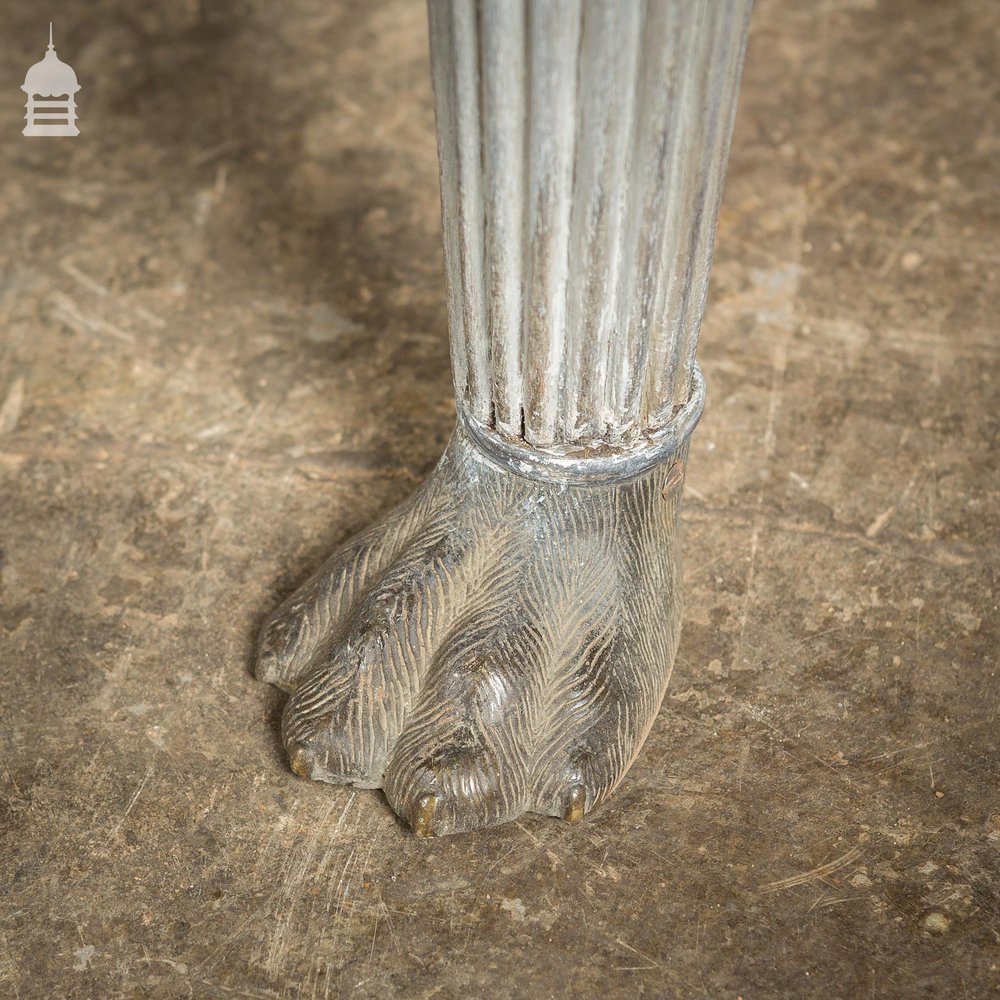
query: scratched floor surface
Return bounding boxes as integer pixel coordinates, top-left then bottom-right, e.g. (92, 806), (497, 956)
(1, 1), (998, 997)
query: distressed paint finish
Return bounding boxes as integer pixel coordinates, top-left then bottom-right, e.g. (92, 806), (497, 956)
(430, 0), (752, 447)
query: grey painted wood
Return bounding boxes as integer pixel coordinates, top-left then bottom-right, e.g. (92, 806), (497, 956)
(430, 0), (752, 448)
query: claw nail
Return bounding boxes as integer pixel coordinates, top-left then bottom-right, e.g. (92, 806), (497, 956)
(563, 784), (587, 823)
(255, 649), (277, 683)
(288, 742), (314, 779)
(412, 792), (438, 838)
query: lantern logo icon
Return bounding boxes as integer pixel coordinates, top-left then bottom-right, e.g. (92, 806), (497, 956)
(21, 24), (80, 137)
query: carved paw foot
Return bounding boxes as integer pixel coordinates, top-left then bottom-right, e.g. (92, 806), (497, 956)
(256, 420), (690, 836)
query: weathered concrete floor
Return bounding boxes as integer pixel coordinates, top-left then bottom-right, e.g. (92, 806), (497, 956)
(1, 1), (998, 997)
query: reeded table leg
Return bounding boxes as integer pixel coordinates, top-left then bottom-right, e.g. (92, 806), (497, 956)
(257, 0), (752, 836)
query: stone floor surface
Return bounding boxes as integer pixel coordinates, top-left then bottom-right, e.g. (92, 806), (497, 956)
(1, 0), (997, 997)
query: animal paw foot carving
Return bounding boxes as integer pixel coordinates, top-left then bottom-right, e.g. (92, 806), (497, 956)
(257, 416), (692, 836)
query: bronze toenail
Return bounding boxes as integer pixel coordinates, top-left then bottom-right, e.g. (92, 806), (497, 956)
(412, 792), (438, 838)
(563, 784), (587, 823)
(288, 743), (314, 779)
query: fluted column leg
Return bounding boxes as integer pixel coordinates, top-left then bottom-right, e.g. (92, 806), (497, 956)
(256, 0), (755, 838)
(428, 0), (751, 450)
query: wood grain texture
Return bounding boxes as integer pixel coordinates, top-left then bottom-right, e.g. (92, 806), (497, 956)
(429, 0), (752, 447)
(258, 422), (690, 835)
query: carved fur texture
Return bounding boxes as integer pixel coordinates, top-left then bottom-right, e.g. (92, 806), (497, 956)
(256, 423), (689, 836)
